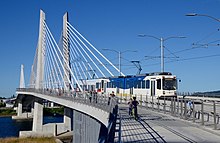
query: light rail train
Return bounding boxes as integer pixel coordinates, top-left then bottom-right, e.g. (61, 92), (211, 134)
(79, 72), (177, 99)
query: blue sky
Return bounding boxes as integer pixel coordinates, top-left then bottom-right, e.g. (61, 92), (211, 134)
(0, 0), (220, 97)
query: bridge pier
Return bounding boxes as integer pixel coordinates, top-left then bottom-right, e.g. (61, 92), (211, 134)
(73, 110), (101, 143)
(64, 107), (73, 131)
(17, 102), (23, 117)
(12, 95), (33, 120)
(33, 101), (43, 132)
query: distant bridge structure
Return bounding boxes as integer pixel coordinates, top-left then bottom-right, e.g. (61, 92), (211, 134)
(15, 10), (120, 143)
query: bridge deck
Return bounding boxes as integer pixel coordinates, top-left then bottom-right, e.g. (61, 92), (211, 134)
(115, 104), (220, 143)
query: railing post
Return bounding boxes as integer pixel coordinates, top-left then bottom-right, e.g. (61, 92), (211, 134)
(193, 100), (195, 122)
(201, 100), (204, 125)
(180, 98), (183, 118)
(170, 97), (173, 115)
(157, 97), (160, 112)
(173, 97), (176, 116)
(177, 97), (179, 116)
(140, 94), (143, 107)
(146, 95), (148, 109)
(163, 96), (166, 114)
(151, 96), (154, 110)
(213, 101), (217, 130)
(120, 93), (122, 104)
(184, 99), (187, 120)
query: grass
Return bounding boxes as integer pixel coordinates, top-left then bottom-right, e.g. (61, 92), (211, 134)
(0, 108), (16, 116)
(43, 107), (64, 116)
(0, 137), (56, 143)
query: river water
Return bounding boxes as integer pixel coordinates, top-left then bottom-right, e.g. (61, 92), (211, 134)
(0, 116), (63, 138)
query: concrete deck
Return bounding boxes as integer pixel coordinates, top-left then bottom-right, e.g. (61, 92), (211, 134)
(115, 104), (220, 143)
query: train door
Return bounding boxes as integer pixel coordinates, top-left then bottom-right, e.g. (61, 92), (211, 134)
(151, 80), (155, 96)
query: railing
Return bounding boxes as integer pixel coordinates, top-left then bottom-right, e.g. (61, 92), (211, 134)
(16, 88), (118, 113)
(119, 95), (220, 130)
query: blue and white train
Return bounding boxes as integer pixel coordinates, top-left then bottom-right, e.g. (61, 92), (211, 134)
(80, 72), (177, 98)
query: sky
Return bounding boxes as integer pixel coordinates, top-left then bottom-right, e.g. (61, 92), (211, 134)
(0, 0), (220, 97)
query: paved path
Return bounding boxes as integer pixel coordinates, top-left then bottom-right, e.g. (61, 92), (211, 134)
(115, 104), (220, 143)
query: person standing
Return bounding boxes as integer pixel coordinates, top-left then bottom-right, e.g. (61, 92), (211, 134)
(132, 96), (139, 120)
(128, 98), (133, 116)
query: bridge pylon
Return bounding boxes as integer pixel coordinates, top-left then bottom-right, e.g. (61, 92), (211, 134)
(63, 12), (71, 90)
(35, 9), (46, 89)
(19, 64), (25, 88)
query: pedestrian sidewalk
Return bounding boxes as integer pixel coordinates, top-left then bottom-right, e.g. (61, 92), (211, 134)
(114, 104), (220, 143)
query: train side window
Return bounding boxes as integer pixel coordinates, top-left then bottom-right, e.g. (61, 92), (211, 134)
(137, 81), (142, 88)
(134, 81), (138, 89)
(157, 79), (161, 89)
(142, 81), (146, 89)
(146, 80), (150, 89)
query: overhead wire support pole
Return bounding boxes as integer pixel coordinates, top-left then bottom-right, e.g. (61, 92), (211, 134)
(138, 34), (186, 72)
(186, 13), (220, 22)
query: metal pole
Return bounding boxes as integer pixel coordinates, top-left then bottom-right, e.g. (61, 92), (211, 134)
(177, 98), (179, 116)
(152, 96), (154, 109)
(119, 51), (121, 76)
(146, 95), (148, 108)
(157, 97), (160, 112)
(174, 97), (176, 116)
(213, 101), (217, 130)
(160, 38), (164, 72)
(193, 100), (195, 122)
(140, 95), (143, 107)
(201, 100), (204, 125)
(180, 99), (183, 118)
(184, 99), (187, 120)
(164, 96), (166, 114)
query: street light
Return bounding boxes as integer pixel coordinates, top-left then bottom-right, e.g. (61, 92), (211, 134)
(102, 49), (137, 76)
(186, 13), (220, 22)
(138, 34), (186, 72)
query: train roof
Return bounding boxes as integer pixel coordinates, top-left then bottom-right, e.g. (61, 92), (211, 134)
(108, 72), (173, 80)
(148, 72), (172, 76)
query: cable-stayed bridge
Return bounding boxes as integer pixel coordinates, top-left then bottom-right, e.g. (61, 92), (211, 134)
(15, 10), (120, 143)
(14, 10), (220, 143)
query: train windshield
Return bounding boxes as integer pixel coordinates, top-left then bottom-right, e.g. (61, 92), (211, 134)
(163, 78), (177, 90)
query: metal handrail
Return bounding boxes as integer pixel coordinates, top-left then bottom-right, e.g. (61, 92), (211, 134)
(16, 88), (118, 113)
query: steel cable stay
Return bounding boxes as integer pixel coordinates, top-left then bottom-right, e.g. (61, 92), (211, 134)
(69, 42), (88, 80)
(45, 34), (65, 89)
(46, 28), (65, 88)
(67, 26), (106, 77)
(67, 24), (108, 77)
(67, 22), (124, 76)
(69, 43), (84, 81)
(45, 25), (72, 90)
(45, 23), (77, 91)
(44, 38), (53, 89)
(46, 37), (60, 88)
(68, 33), (95, 79)
(68, 31), (94, 79)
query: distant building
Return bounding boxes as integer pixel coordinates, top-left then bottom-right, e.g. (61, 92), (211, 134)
(2, 98), (16, 108)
